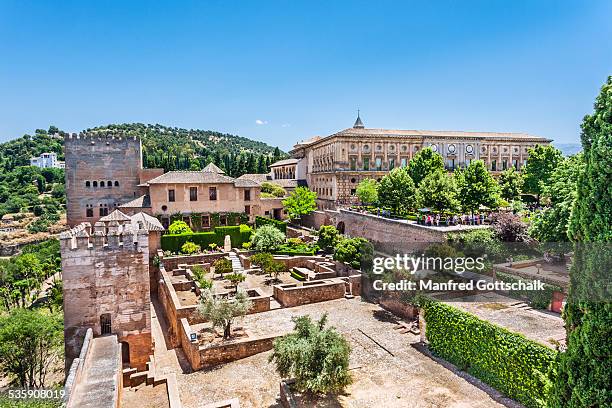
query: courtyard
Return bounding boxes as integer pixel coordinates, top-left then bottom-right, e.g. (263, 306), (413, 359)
(151, 296), (516, 408)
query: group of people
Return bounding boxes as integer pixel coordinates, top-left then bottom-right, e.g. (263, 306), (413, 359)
(419, 212), (493, 227)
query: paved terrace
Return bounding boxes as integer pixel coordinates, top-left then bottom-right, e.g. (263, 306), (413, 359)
(152, 296), (510, 408)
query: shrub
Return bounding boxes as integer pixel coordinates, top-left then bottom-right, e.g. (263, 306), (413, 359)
(213, 258), (233, 278)
(317, 225), (339, 252)
(250, 252), (274, 271)
(168, 220), (193, 235)
(423, 301), (556, 408)
(491, 212), (531, 243)
(269, 313), (352, 394)
(241, 242), (252, 250)
(287, 237), (304, 246)
(192, 265), (213, 290)
(333, 237), (369, 269)
(161, 224), (252, 253)
(255, 216), (287, 233)
(181, 241), (200, 254)
(251, 224), (286, 252)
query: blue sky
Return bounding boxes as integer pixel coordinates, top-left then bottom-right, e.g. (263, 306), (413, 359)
(1, 1), (610, 150)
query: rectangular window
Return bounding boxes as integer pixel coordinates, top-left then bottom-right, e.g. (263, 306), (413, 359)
(512, 159), (518, 169)
(99, 207), (108, 216)
(363, 157), (370, 171)
(491, 160), (497, 171)
(244, 205), (250, 214)
(349, 157), (357, 171)
(244, 189), (251, 201)
(209, 187), (217, 201)
(400, 157), (408, 167)
(375, 157), (382, 171)
(168, 189), (175, 202)
(86, 208), (93, 217)
(350, 188), (356, 195)
(389, 158), (395, 170)
(202, 215), (210, 228)
(502, 160), (508, 170)
(189, 187), (198, 201)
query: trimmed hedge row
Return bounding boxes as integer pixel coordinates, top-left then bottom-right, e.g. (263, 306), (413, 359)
(423, 301), (556, 408)
(496, 271), (562, 310)
(255, 215), (287, 233)
(161, 225), (253, 253)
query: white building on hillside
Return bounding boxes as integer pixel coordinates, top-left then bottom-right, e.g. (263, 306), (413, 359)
(30, 152), (65, 169)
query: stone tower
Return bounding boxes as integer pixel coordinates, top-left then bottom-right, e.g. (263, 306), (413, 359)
(64, 133), (143, 227)
(60, 220), (152, 371)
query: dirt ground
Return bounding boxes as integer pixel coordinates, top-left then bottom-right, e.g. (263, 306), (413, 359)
(151, 296), (510, 408)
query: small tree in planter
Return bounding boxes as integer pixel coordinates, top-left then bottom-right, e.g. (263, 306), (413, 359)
(269, 313), (352, 394)
(267, 260), (286, 283)
(213, 258), (233, 279)
(192, 265), (213, 290)
(226, 273), (246, 293)
(250, 252), (274, 274)
(198, 289), (253, 340)
(317, 225), (339, 253)
(251, 224), (285, 252)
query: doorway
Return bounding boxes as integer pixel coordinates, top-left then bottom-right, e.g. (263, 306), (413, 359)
(100, 313), (112, 335)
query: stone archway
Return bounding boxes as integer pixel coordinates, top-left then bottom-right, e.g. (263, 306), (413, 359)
(337, 221), (345, 234)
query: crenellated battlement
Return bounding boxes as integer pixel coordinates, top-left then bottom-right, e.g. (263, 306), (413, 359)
(64, 132), (140, 143)
(60, 220), (148, 251)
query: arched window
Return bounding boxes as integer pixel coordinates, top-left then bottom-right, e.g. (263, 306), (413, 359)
(107, 181), (112, 188)
(100, 181), (105, 187)
(93, 181), (98, 187)
(85, 181), (91, 187)
(114, 181), (119, 187)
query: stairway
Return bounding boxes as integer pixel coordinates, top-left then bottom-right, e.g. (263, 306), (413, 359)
(228, 252), (244, 274)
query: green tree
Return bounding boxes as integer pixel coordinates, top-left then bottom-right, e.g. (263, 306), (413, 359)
(0, 308), (63, 388)
(225, 273), (246, 293)
(168, 220), (193, 235)
(498, 167), (524, 202)
(407, 147), (445, 186)
(269, 313), (352, 394)
(317, 225), (339, 253)
(333, 237), (370, 269)
(198, 289), (253, 339)
(455, 160), (500, 214)
(528, 154), (584, 243)
(417, 170), (459, 213)
(523, 145), (563, 204)
(282, 187), (317, 221)
(261, 182), (286, 198)
(355, 178), (378, 205)
(549, 77), (612, 408)
(213, 258), (233, 278)
(377, 167), (418, 215)
(251, 224), (286, 252)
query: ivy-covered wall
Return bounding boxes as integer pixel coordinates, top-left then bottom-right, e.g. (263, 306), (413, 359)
(424, 301), (557, 408)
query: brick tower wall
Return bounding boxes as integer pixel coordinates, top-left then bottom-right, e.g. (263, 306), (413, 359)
(60, 221), (152, 371)
(64, 133), (143, 227)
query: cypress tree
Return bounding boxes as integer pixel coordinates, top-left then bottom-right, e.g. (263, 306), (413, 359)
(549, 77), (611, 407)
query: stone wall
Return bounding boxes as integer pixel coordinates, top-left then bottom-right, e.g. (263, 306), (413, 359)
(332, 209), (447, 253)
(61, 222), (152, 371)
(273, 279), (346, 308)
(198, 331), (277, 369)
(64, 133), (144, 227)
(299, 210), (332, 230)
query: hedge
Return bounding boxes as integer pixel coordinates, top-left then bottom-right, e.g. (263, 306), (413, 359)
(423, 301), (556, 408)
(496, 271), (562, 310)
(161, 224), (253, 253)
(255, 215), (287, 233)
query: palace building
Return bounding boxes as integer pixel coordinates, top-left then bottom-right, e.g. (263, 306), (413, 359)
(288, 114), (552, 208)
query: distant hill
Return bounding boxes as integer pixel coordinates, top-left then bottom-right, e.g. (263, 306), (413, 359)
(553, 143), (582, 157)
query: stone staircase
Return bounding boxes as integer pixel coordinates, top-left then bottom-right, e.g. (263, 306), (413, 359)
(228, 252), (244, 274)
